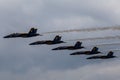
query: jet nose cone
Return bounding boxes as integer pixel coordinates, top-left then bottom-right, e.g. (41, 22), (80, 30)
(70, 53), (74, 55)
(3, 36), (7, 38)
(29, 43), (33, 45)
(52, 48), (59, 50)
(3, 36), (9, 38)
(52, 48), (56, 50)
(86, 57), (91, 59)
(29, 42), (37, 45)
(70, 52), (77, 55)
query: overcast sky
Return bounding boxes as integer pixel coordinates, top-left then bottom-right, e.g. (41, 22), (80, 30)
(1, 0), (120, 80)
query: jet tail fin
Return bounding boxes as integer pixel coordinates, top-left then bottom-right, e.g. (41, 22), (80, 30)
(107, 51), (114, 57)
(74, 41), (82, 48)
(90, 47), (99, 54)
(53, 35), (61, 42)
(28, 28), (37, 35)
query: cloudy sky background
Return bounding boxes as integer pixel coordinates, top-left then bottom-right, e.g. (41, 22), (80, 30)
(1, 0), (120, 80)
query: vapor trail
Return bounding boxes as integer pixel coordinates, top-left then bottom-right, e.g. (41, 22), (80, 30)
(94, 42), (120, 47)
(43, 26), (120, 34)
(67, 36), (120, 41)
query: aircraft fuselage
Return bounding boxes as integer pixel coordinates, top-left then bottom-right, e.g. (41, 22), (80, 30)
(52, 46), (84, 50)
(87, 56), (116, 59)
(29, 40), (64, 45)
(4, 33), (39, 38)
(70, 51), (101, 55)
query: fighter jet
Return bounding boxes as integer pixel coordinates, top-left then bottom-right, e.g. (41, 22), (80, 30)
(70, 47), (101, 55)
(3, 28), (40, 38)
(52, 41), (84, 50)
(87, 51), (116, 59)
(29, 35), (65, 45)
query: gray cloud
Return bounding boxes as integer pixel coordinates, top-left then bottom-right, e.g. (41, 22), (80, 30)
(0, 59), (120, 80)
(1, 0), (120, 80)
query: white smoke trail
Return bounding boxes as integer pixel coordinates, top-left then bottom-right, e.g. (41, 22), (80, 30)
(91, 42), (120, 47)
(43, 26), (120, 34)
(99, 49), (120, 53)
(67, 36), (120, 51)
(67, 36), (120, 41)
